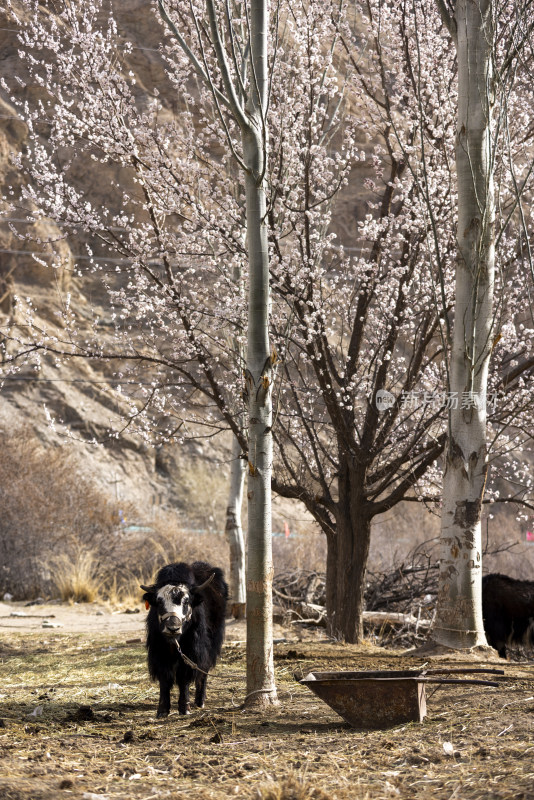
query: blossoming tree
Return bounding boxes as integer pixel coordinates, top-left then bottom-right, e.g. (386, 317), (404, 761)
(269, 0), (534, 642)
(3, 0), (534, 652)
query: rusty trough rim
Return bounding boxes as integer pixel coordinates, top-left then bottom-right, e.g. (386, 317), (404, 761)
(300, 667), (507, 678)
(299, 667), (507, 688)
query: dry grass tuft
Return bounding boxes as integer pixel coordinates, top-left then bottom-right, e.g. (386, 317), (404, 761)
(256, 775), (335, 800)
(49, 547), (101, 603)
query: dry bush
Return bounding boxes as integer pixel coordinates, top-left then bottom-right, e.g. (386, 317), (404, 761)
(0, 428), (124, 599)
(273, 531), (327, 574)
(170, 457), (229, 534)
(0, 427), (232, 602)
(130, 509), (230, 588)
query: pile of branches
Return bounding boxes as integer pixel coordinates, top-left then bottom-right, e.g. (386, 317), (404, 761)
(363, 541), (439, 647)
(365, 540), (439, 613)
(273, 570), (327, 626)
(273, 541), (439, 648)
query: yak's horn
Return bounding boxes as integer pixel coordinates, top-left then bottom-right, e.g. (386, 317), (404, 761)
(196, 573), (215, 592)
(140, 584), (153, 592)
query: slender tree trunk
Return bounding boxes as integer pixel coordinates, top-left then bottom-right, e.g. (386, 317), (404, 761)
(243, 0), (277, 708)
(244, 151), (277, 704)
(225, 434), (246, 619)
(432, 0), (494, 649)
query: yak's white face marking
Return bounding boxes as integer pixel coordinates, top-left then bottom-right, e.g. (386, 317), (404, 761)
(156, 583), (193, 635)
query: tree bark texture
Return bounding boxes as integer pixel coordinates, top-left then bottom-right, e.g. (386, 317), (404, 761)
(225, 434), (246, 619)
(243, 0), (277, 707)
(433, 0), (494, 649)
(244, 156), (277, 703)
(326, 463), (371, 644)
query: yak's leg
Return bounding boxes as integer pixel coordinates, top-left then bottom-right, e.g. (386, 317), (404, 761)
(157, 676), (173, 718)
(492, 617), (510, 660)
(177, 676), (191, 715)
(194, 672), (207, 709)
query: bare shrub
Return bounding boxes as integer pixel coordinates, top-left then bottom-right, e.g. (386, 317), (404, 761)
(130, 510), (230, 588)
(365, 538), (440, 614)
(0, 428), (124, 599)
(273, 531), (326, 574)
(0, 427), (234, 602)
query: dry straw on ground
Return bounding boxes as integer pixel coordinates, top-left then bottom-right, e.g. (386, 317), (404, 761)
(0, 628), (533, 800)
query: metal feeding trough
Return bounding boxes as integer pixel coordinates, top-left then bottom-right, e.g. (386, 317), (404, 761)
(300, 668), (504, 729)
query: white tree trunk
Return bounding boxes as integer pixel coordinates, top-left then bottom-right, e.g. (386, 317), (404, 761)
(242, 0), (277, 707)
(225, 434), (246, 619)
(432, 0), (494, 649)
(243, 138), (277, 706)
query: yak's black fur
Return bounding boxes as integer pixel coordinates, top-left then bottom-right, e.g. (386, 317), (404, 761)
(482, 572), (534, 658)
(142, 561), (228, 716)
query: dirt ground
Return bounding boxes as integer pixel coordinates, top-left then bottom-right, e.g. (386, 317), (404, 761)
(0, 602), (533, 800)
(0, 600), (292, 645)
(0, 601), (260, 641)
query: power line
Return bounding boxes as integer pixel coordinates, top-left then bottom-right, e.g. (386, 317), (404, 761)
(0, 27), (162, 52)
(0, 114), (50, 122)
(0, 216), (129, 232)
(0, 246), (124, 263)
(0, 246), (162, 265)
(0, 376), (166, 386)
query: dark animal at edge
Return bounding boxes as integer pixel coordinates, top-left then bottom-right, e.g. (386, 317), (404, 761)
(141, 561), (228, 716)
(482, 573), (534, 658)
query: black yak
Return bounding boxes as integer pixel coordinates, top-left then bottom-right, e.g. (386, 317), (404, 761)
(141, 561), (228, 717)
(482, 573), (534, 658)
